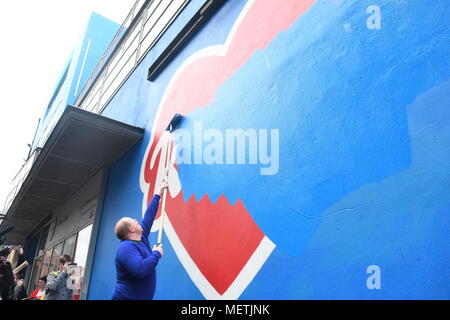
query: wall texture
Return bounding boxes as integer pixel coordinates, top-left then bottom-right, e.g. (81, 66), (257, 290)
(88, 0), (450, 299)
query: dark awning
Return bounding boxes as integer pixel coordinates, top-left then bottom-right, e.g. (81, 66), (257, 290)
(0, 106), (144, 244)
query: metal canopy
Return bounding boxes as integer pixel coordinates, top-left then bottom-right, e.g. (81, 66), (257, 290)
(0, 106), (144, 244)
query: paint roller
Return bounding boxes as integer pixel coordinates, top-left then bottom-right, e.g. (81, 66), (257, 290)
(157, 113), (183, 246)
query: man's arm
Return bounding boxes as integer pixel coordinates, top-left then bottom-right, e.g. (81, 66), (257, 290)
(141, 194), (161, 239)
(141, 181), (168, 239)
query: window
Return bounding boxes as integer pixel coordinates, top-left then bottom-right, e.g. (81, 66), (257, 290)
(74, 224), (92, 268)
(76, 0), (189, 113)
(28, 224), (94, 299)
(72, 224), (93, 300)
(40, 248), (53, 278)
(63, 234), (76, 257)
(36, 227), (49, 257)
(27, 226), (48, 293)
(49, 242), (64, 272)
(29, 256), (43, 292)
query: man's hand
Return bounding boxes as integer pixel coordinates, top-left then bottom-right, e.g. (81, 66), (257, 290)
(152, 244), (164, 257)
(156, 180), (169, 197)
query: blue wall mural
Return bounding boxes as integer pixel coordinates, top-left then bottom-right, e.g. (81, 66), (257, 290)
(88, 0), (450, 299)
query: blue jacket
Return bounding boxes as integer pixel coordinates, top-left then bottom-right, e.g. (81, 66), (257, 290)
(112, 194), (162, 300)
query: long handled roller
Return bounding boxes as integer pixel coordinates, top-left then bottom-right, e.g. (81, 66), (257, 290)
(157, 114), (183, 245)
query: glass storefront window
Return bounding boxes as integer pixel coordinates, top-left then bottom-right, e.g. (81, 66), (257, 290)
(72, 224), (93, 300)
(36, 227), (49, 257)
(29, 256), (43, 292)
(63, 234), (76, 257)
(40, 248), (53, 278)
(49, 242), (63, 272)
(28, 224), (94, 299)
(74, 225), (92, 268)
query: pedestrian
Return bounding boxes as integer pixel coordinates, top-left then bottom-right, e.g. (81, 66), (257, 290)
(0, 250), (15, 300)
(29, 276), (47, 300)
(111, 180), (167, 300)
(44, 254), (74, 300)
(13, 273), (28, 300)
(15, 245), (27, 280)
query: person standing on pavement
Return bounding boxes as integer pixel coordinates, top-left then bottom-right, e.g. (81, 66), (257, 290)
(44, 255), (74, 300)
(111, 180), (167, 300)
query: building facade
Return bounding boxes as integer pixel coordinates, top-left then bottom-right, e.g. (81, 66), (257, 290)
(0, 11), (123, 299)
(1, 0), (449, 300)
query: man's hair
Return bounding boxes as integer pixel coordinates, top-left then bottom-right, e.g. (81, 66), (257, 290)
(39, 276), (47, 283)
(115, 218), (131, 241)
(59, 254), (72, 265)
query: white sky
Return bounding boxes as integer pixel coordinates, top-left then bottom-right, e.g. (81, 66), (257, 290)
(0, 0), (137, 211)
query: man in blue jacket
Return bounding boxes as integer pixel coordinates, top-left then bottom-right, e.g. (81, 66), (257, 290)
(112, 180), (167, 300)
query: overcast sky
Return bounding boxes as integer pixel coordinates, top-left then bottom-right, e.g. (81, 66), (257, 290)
(0, 0), (136, 211)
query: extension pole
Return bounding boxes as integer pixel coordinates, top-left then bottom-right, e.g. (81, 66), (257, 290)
(157, 133), (172, 245)
(156, 113), (183, 246)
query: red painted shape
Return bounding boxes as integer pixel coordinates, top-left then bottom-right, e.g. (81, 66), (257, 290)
(168, 192), (265, 294)
(144, 0), (317, 294)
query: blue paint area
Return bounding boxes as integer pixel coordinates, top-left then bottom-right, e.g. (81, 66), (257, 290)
(88, 0), (450, 299)
(175, 0), (450, 256)
(87, 142), (142, 299)
(240, 79), (450, 299)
